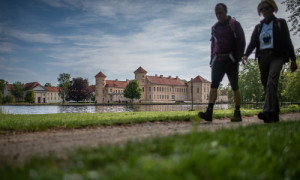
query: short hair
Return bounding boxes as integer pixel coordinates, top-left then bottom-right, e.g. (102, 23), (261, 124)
(215, 3), (227, 13)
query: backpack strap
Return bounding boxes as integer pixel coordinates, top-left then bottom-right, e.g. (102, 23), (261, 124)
(228, 17), (236, 38)
(211, 23), (217, 43)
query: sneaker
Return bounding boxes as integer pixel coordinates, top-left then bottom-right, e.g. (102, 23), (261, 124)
(199, 108), (213, 121)
(231, 110), (242, 122)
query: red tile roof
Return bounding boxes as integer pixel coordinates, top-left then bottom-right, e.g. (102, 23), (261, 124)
(88, 85), (95, 92)
(147, 76), (186, 86)
(106, 80), (128, 88)
(134, 66), (147, 73)
(5, 84), (13, 91)
(95, 72), (107, 78)
(24, 82), (40, 91)
(44, 86), (60, 92)
(191, 75), (210, 83)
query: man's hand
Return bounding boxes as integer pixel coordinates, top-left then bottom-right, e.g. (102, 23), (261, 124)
(242, 56), (247, 65)
(291, 61), (298, 73)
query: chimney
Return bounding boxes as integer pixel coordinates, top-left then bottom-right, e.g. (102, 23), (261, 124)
(160, 75), (163, 78)
(176, 76), (178, 79)
(168, 76), (171, 78)
(115, 79), (118, 81)
(155, 74), (158, 77)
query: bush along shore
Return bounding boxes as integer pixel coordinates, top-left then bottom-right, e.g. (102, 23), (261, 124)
(0, 107), (299, 133)
(0, 119), (299, 179)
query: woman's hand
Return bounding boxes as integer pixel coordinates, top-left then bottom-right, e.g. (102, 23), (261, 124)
(291, 61), (298, 73)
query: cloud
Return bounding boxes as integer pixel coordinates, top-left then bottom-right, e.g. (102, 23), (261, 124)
(0, 42), (14, 52)
(9, 29), (61, 44)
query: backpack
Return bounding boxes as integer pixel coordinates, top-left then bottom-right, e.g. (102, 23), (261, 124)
(211, 17), (237, 43)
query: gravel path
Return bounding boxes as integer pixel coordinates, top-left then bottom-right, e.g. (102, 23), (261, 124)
(0, 112), (299, 163)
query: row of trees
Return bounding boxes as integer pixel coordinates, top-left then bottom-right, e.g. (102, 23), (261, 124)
(224, 57), (300, 103)
(57, 73), (94, 103)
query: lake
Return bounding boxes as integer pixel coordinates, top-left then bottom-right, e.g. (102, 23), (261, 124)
(0, 104), (230, 115)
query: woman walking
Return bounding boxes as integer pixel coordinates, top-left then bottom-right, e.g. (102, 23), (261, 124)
(242, 0), (297, 123)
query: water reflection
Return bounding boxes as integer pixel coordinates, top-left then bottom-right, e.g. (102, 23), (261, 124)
(0, 104), (226, 115)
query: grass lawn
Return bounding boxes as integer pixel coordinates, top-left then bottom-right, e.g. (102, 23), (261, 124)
(0, 107), (299, 132)
(1, 120), (299, 180)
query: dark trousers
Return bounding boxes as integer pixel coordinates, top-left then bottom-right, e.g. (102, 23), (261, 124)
(258, 51), (284, 114)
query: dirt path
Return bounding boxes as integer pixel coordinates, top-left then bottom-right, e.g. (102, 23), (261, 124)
(1, 113), (299, 163)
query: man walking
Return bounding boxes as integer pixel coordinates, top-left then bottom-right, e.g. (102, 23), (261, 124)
(199, 3), (245, 122)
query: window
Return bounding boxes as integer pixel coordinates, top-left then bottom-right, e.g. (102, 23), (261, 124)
(149, 87), (151, 91)
(197, 88), (199, 93)
(143, 87), (144, 92)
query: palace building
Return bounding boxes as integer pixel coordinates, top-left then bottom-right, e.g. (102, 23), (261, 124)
(95, 66), (211, 103)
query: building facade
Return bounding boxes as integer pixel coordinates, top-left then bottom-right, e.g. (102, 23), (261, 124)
(95, 66), (211, 103)
(4, 82), (62, 103)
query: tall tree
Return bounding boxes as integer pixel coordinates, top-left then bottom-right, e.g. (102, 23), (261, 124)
(0, 79), (8, 94)
(57, 73), (71, 103)
(68, 77), (91, 102)
(44, 83), (52, 87)
(11, 81), (25, 102)
(239, 59), (264, 103)
(25, 90), (35, 103)
(124, 80), (142, 103)
(282, 59), (300, 101)
(282, 0), (300, 36)
(0, 92), (3, 104)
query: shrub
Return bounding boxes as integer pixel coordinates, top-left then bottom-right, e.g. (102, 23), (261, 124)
(25, 90), (35, 103)
(4, 95), (15, 104)
(288, 104), (299, 109)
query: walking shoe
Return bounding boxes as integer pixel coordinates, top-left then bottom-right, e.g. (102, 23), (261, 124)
(258, 112), (279, 123)
(199, 108), (213, 122)
(231, 109), (242, 122)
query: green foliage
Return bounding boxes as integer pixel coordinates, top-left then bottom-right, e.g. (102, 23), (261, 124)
(57, 73), (71, 103)
(11, 81), (25, 101)
(44, 83), (52, 87)
(282, 0), (300, 36)
(3, 95), (15, 104)
(0, 79), (8, 94)
(239, 59), (264, 102)
(25, 90), (35, 103)
(1, 121), (300, 179)
(0, 92), (3, 104)
(124, 80), (142, 102)
(282, 60), (300, 101)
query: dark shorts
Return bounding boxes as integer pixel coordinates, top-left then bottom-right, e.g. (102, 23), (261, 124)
(211, 57), (239, 90)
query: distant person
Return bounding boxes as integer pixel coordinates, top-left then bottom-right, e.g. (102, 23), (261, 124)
(242, 0), (297, 123)
(199, 3), (245, 122)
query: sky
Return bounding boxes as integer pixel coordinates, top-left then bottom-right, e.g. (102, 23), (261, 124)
(1, 0), (299, 87)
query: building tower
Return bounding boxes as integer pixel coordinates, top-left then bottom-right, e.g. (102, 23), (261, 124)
(134, 66), (147, 101)
(95, 72), (107, 103)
